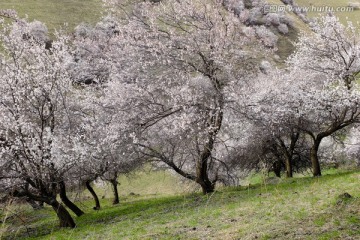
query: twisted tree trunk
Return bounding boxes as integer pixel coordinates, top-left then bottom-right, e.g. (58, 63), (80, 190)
(85, 180), (100, 210)
(59, 181), (84, 216)
(272, 160), (282, 178)
(50, 199), (76, 228)
(26, 198), (43, 210)
(310, 139), (322, 177)
(196, 136), (216, 194)
(11, 185), (76, 228)
(110, 179), (120, 205)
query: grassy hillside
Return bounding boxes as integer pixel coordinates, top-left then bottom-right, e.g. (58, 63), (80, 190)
(3, 0), (358, 61)
(296, 0), (360, 24)
(0, 0), (103, 32)
(88, 168), (199, 201)
(1, 169), (359, 240)
(1, 0), (359, 34)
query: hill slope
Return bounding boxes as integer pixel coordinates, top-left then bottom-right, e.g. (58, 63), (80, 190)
(0, 0), (103, 32)
(1, 170), (359, 240)
(296, 0), (360, 24)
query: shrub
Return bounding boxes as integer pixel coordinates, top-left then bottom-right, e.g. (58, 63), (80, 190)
(279, 15), (294, 28)
(223, 0), (245, 15)
(278, 23), (289, 34)
(248, 7), (265, 25)
(265, 13), (280, 26)
(259, 60), (272, 74)
(28, 20), (49, 43)
(255, 26), (278, 47)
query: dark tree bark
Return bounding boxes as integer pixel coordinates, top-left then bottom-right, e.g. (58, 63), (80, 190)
(50, 199), (76, 228)
(26, 198), (43, 210)
(85, 180), (100, 210)
(11, 189), (76, 228)
(267, 142), (283, 177)
(195, 105), (223, 194)
(276, 131), (299, 178)
(272, 160), (282, 178)
(196, 135), (216, 194)
(310, 139), (322, 177)
(59, 181), (84, 216)
(284, 155), (293, 178)
(198, 180), (215, 194)
(110, 179), (120, 205)
(285, 132), (299, 178)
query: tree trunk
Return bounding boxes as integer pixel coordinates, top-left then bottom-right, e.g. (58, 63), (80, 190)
(196, 145), (216, 195)
(195, 110), (222, 195)
(110, 179), (120, 205)
(59, 181), (84, 216)
(85, 180), (100, 210)
(310, 140), (322, 177)
(284, 155), (293, 178)
(196, 145), (215, 194)
(26, 198), (43, 210)
(196, 164), (215, 194)
(11, 189), (75, 228)
(272, 160), (282, 178)
(50, 199), (76, 228)
(199, 181), (215, 194)
(277, 132), (298, 178)
(284, 131), (299, 178)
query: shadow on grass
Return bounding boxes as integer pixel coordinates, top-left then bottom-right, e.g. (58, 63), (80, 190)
(5, 195), (203, 239)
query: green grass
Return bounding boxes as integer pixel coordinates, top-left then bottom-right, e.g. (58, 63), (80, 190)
(0, 0), (103, 32)
(1, 169), (359, 240)
(268, 0), (360, 61)
(296, 0), (360, 24)
(80, 167), (199, 203)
